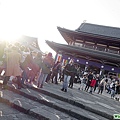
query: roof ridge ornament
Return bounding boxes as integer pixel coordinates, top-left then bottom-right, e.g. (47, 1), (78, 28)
(76, 20), (87, 31)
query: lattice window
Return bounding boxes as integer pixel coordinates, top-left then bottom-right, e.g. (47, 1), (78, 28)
(108, 46), (119, 54)
(74, 42), (83, 47)
(96, 44), (106, 51)
(84, 43), (94, 49)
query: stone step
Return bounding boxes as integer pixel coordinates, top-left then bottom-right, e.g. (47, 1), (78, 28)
(21, 87), (111, 120)
(25, 83), (115, 120)
(0, 102), (37, 120)
(0, 96), (49, 120)
(0, 89), (78, 120)
(1, 84), (110, 120)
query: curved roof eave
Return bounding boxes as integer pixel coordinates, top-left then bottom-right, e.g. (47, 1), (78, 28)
(46, 40), (120, 63)
(57, 27), (120, 43)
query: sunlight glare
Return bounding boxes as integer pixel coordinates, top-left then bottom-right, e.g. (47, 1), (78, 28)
(38, 94), (50, 102)
(26, 89), (31, 93)
(12, 98), (22, 107)
(12, 84), (17, 89)
(0, 91), (3, 97)
(0, 111), (3, 116)
(0, 30), (21, 44)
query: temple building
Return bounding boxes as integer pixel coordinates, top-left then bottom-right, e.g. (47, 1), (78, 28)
(46, 23), (120, 75)
(0, 35), (42, 54)
(17, 35), (42, 52)
(0, 35), (43, 63)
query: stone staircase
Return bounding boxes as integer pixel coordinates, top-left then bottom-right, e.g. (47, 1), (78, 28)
(0, 82), (118, 120)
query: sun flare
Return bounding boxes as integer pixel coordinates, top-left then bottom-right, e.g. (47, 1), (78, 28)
(0, 32), (21, 44)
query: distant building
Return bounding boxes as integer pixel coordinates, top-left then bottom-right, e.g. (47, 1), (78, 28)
(0, 35), (43, 60)
(46, 23), (120, 75)
(18, 35), (42, 52)
(0, 41), (6, 61)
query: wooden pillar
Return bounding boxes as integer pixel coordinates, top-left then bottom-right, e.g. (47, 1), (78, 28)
(99, 60), (105, 79)
(84, 61), (89, 72)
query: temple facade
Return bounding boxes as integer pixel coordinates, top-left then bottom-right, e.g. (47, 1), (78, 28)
(46, 23), (120, 75)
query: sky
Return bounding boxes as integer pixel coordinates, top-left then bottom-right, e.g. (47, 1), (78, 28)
(0, 0), (120, 57)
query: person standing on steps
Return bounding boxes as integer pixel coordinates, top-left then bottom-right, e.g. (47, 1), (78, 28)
(115, 80), (120, 101)
(84, 71), (93, 92)
(51, 61), (61, 84)
(89, 76), (96, 94)
(68, 64), (77, 88)
(2, 46), (22, 89)
(97, 78), (105, 94)
(110, 80), (116, 99)
(37, 52), (54, 88)
(61, 59), (75, 92)
(93, 74), (100, 92)
(78, 74), (87, 90)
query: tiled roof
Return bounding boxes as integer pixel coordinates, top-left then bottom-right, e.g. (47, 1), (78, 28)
(18, 35), (43, 53)
(76, 23), (120, 39)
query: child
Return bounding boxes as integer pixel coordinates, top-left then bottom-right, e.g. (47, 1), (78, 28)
(89, 76), (96, 94)
(78, 75), (87, 90)
(110, 81), (116, 99)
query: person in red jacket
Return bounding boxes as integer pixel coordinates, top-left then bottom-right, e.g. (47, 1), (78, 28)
(89, 76), (96, 94)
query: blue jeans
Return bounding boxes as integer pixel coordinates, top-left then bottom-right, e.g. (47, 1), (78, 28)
(38, 72), (48, 85)
(111, 89), (115, 98)
(21, 70), (28, 84)
(62, 74), (71, 89)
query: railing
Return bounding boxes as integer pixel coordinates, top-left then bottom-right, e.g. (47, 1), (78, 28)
(73, 43), (120, 55)
(108, 49), (119, 54)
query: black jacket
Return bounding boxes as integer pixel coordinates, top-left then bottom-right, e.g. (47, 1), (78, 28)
(63, 64), (76, 76)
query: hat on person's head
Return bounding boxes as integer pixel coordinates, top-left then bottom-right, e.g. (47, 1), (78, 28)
(48, 52), (52, 57)
(56, 61), (60, 64)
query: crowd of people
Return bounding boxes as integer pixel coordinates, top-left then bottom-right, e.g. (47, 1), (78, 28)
(0, 42), (54, 89)
(0, 42), (120, 102)
(59, 59), (120, 101)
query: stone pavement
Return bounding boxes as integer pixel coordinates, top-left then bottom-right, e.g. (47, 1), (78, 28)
(41, 82), (120, 118)
(0, 80), (119, 120)
(0, 102), (37, 120)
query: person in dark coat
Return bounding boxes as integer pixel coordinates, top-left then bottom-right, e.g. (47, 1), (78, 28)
(115, 81), (120, 101)
(84, 71), (93, 92)
(68, 64), (77, 88)
(51, 61), (61, 84)
(61, 59), (75, 92)
(94, 74), (100, 92)
(37, 52), (54, 88)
